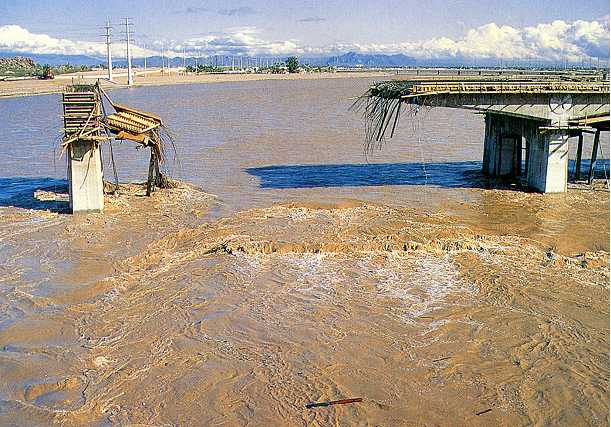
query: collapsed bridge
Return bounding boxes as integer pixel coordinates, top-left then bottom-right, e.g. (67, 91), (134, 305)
(62, 82), (173, 213)
(356, 73), (610, 193)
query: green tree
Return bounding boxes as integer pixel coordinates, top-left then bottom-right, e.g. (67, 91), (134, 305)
(41, 64), (52, 78)
(286, 56), (299, 73)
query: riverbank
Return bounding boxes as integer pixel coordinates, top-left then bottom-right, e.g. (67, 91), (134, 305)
(0, 68), (392, 98)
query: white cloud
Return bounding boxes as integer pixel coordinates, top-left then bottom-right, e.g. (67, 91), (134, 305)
(163, 27), (302, 56)
(0, 24), (157, 58)
(319, 20), (609, 62)
(0, 19), (608, 62)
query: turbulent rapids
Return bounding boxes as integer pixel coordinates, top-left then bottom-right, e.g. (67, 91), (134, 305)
(0, 182), (608, 425)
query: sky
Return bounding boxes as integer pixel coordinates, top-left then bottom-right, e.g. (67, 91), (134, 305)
(0, 0), (609, 61)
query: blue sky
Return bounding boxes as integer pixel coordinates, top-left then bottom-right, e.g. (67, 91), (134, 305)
(0, 0), (609, 60)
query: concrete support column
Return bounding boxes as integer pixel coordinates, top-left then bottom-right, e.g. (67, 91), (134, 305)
(522, 120), (541, 179)
(497, 135), (519, 176)
(483, 113), (506, 176)
(526, 130), (569, 193)
(483, 113), (522, 177)
(482, 113), (493, 175)
(588, 129), (601, 184)
(575, 133), (584, 180)
(68, 140), (104, 213)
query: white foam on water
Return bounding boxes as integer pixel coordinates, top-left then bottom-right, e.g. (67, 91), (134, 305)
(232, 251), (263, 275)
(224, 249), (475, 327)
(274, 253), (346, 299)
(101, 287), (121, 303)
(368, 253), (473, 318)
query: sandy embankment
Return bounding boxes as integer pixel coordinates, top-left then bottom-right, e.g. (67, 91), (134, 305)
(0, 69), (392, 98)
(0, 184), (608, 426)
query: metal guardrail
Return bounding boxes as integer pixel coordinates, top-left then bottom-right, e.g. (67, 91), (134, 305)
(405, 81), (610, 96)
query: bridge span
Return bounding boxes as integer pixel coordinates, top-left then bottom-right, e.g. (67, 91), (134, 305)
(358, 74), (610, 193)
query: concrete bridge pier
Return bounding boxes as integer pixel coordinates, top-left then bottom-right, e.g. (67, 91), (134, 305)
(63, 88), (105, 213)
(67, 140), (104, 213)
(526, 129), (569, 193)
(483, 113), (517, 176)
(526, 99), (571, 193)
(482, 113), (498, 175)
(482, 112), (571, 193)
(483, 113), (534, 178)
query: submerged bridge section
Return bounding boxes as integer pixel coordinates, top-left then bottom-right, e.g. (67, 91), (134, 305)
(361, 74), (610, 193)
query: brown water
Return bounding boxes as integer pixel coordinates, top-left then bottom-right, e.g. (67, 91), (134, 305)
(0, 77), (609, 425)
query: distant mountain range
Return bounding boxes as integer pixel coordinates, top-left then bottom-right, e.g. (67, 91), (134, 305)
(322, 52), (416, 67)
(0, 51), (568, 69)
(0, 52), (105, 67)
(0, 51), (422, 68)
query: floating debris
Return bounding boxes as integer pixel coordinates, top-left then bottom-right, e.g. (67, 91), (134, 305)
(431, 356), (452, 363)
(305, 398), (363, 409)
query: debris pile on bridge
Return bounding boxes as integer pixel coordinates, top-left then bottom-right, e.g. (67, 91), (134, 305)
(100, 88), (176, 195)
(351, 81), (410, 151)
(61, 82), (176, 203)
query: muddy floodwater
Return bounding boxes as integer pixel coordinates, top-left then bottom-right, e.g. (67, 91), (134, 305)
(0, 77), (609, 425)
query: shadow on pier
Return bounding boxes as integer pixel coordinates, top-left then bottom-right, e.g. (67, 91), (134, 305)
(246, 160), (609, 190)
(0, 177), (70, 213)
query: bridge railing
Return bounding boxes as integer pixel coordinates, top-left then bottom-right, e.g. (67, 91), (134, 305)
(405, 81), (610, 97)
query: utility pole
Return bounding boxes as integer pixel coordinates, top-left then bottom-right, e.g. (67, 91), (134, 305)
(143, 43), (147, 78)
(161, 43), (165, 74)
(123, 17), (134, 85)
(182, 47), (186, 70)
(104, 19), (113, 81)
